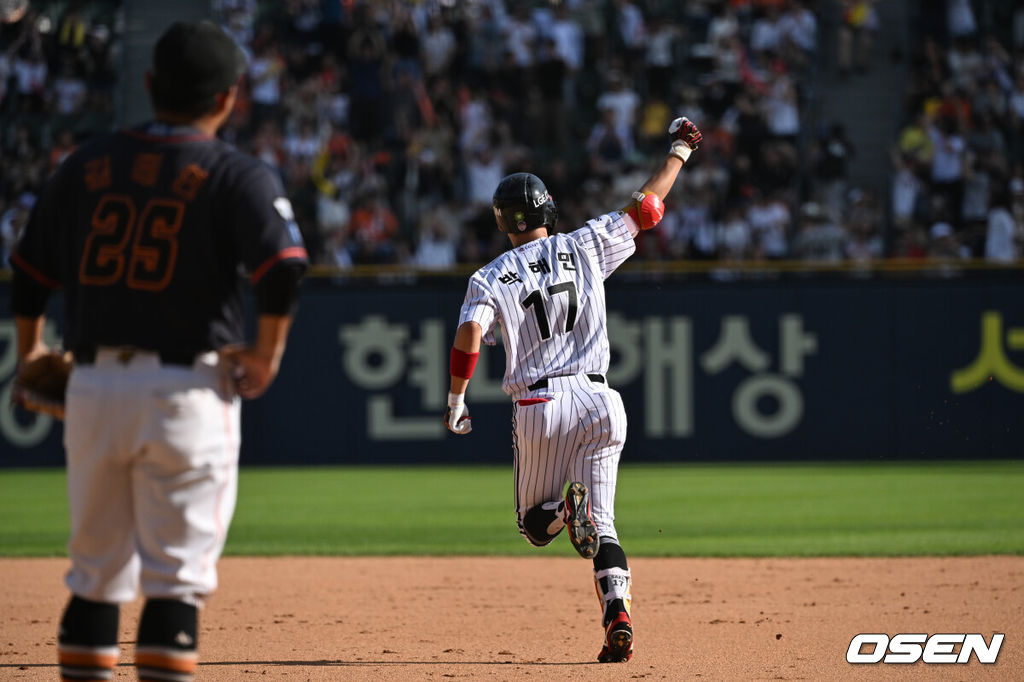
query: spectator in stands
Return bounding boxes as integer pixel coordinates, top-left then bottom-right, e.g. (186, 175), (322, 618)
(967, 110), (1008, 160)
(928, 115), (967, 231)
(595, 69), (641, 159)
(412, 205), (458, 270)
(549, 4), (583, 107)
(711, 34), (744, 90)
(613, 0), (646, 82)
(55, 4), (86, 58)
(348, 190), (400, 265)
(251, 119), (284, 170)
(389, 11), (421, 83)
(323, 227), (353, 271)
(346, 5), (388, 144)
(503, 3), (537, 70)
(1012, 177), (1024, 229)
(792, 201), (846, 262)
(457, 88), (491, 156)
(817, 123), (855, 223)
(283, 118), (322, 166)
(897, 110), (934, 170)
(47, 74), (82, 134)
(644, 13), (680, 101)
(587, 106), (628, 181)
(12, 42), (47, 113)
(717, 204), (754, 261)
(984, 188), (1020, 262)
(837, 0), (877, 78)
(947, 0), (978, 41)
(844, 189), (884, 262)
(928, 220), (969, 260)
(779, 0), (817, 67)
(750, 6), (782, 57)
(890, 150), (924, 231)
(82, 22), (116, 96)
(947, 37), (984, 93)
(216, 0), (257, 48)
(747, 190), (791, 260)
(464, 141), (506, 211)
(247, 37), (285, 131)
(708, 4), (739, 48)
(764, 73), (800, 142)
(420, 13), (456, 81)
(670, 187), (718, 260)
(961, 151), (996, 252)
(534, 37), (569, 152)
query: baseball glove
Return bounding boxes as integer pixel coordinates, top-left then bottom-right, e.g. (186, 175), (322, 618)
(11, 351), (71, 420)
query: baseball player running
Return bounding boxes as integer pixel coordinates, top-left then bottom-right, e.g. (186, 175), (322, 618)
(445, 117), (702, 662)
(10, 21), (308, 682)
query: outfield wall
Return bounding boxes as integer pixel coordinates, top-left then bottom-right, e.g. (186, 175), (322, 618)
(1, 272), (1021, 466)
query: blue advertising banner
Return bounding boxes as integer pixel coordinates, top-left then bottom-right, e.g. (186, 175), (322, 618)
(1, 274), (1021, 466)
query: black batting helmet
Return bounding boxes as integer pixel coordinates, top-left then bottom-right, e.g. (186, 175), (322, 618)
(492, 172), (558, 234)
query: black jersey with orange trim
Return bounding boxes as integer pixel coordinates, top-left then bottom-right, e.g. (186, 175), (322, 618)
(11, 121), (309, 355)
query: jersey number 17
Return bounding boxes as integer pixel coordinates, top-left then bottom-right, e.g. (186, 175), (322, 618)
(521, 281), (578, 340)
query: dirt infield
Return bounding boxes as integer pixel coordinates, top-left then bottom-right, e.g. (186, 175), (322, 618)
(1, 556), (1020, 680)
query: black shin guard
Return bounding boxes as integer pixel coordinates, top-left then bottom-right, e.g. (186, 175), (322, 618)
(592, 538), (628, 572)
(592, 538), (631, 626)
(136, 598), (199, 681)
(58, 596), (119, 680)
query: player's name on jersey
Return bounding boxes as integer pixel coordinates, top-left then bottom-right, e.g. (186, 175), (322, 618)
(497, 252), (577, 285)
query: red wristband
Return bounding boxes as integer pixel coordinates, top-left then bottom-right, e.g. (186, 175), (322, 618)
(450, 347), (479, 379)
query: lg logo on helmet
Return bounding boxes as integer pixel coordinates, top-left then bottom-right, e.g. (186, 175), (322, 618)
(847, 633), (1004, 664)
(531, 192), (550, 208)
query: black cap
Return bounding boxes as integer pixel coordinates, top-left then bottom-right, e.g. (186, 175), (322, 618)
(150, 20), (247, 114)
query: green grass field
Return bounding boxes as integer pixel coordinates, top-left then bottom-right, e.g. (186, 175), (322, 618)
(1, 462), (1022, 557)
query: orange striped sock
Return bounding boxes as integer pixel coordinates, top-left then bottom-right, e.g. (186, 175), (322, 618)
(135, 646), (198, 681)
(57, 643), (119, 681)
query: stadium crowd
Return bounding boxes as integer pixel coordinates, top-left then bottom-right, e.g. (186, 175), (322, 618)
(0, 0), (119, 266)
(209, 0), (826, 268)
(889, 0), (1024, 262)
(0, 0), (1021, 269)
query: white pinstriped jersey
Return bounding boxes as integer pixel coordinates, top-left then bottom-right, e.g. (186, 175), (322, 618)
(459, 212), (636, 396)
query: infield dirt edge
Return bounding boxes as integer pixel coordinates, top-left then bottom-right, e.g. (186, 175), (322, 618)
(1, 556), (1020, 680)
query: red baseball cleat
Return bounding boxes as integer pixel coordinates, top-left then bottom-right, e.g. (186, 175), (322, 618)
(597, 611), (633, 663)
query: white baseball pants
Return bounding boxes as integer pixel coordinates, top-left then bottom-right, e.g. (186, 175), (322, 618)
(512, 374), (627, 543)
(63, 349), (240, 603)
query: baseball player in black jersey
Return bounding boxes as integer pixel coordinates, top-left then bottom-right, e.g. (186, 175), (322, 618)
(10, 21), (308, 682)
(446, 117), (703, 662)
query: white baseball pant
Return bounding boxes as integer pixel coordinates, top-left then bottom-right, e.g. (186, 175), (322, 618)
(512, 374), (627, 544)
(63, 349), (240, 603)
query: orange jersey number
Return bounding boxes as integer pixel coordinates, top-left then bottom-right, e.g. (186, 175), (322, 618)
(80, 195), (185, 291)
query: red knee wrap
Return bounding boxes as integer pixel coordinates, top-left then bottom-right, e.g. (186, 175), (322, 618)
(450, 347), (479, 379)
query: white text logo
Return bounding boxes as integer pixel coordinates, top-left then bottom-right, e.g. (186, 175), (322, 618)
(847, 633), (1004, 664)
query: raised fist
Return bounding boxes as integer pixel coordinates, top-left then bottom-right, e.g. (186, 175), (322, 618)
(669, 116), (702, 151)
